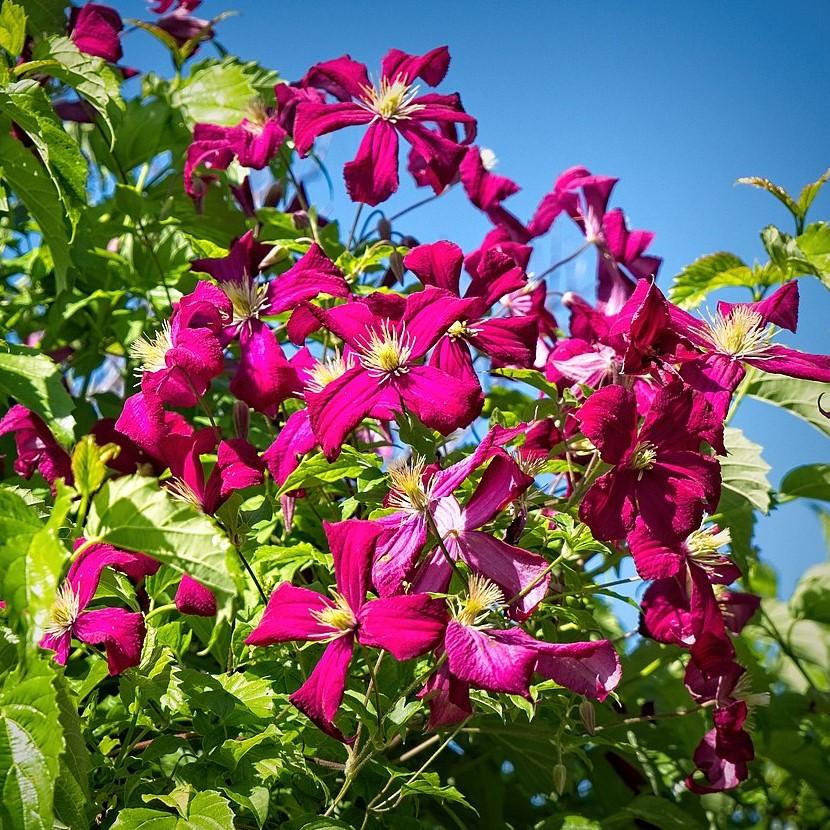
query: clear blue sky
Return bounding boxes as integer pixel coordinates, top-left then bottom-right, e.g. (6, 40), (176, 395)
(117, 0), (829, 598)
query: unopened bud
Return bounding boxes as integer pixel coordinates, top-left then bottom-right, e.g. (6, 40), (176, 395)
(579, 700), (596, 735)
(292, 210), (310, 229)
(233, 401), (250, 441)
(377, 217), (392, 240)
(263, 181), (283, 208)
(401, 235), (419, 248)
(552, 763), (567, 795)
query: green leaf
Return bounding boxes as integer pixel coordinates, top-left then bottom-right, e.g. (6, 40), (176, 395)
(668, 252), (752, 309)
(0, 343), (75, 445)
(620, 795), (703, 829)
(85, 475), (237, 604)
(746, 373), (830, 437)
(719, 427), (772, 514)
(110, 809), (177, 830)
(0, 0), (26, 56)
(790, 563), (830, 625)
(277, 447), (381, 496)
(30, 36), (123, 145)
(737, 175), (800, 219)
(0, 660), (64, 830)
(0, 486), (42, 551)
(399, 772), (475, 811)
(779, 464), (830, 503)
(70, 435), (110, 499)
(111, 790), (235, 830)
(0, 133), (72, 288)
(172, 58), (261, 126)
(22, 0), (65, 38)
(795, 221), (830, 288)
(0, 80), (87, 226)
(797, 168), (830, 222)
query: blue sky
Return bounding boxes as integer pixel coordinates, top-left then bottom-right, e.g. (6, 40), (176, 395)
(118, 0), (829, 597)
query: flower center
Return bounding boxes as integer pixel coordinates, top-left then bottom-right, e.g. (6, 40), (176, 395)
(166, 477), (204, 510)
(706, 306), (772, 358)
(312, 591), (356, 637)
(221, 279), (270, 328)
(45, 582), (81, 637)
(686, 525), (731, 568)
(452, 575), (504, 627)
(130, 321), (173, 374)
(630, 441), (657, 473)
(246, 98), (269, 127)
(447, 319), (480, 340)
(306, 350), (354, 393)
(358, 320), (414, 379)
(360, 76), (424, 122)
(387, 454), (432, 513)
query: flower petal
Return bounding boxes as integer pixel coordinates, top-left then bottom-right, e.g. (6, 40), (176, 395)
(73, 607), (146, 675)
(357, 594), (447, 659)
(246, 582), (331, 645)
(343, 120), (400, 206)
(326, 519), (384, 613)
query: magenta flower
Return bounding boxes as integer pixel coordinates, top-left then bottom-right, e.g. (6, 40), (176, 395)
(409, 454), (550, 620)
(245, 519), (447, 740)
(404, 241), (537, 381)
(185, 112), (287, 198)
(69, 3), (124, 64)
(576, 383), (721, 542)
(0, 405), (72, 492)
(174, 574), (217, 616)
(305, 287), (484, 460)
(672, 282), (830, 420)
(40, 539), (159, 674)
(294, 47), (476, 205)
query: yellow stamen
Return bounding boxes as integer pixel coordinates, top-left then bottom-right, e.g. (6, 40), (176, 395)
(447, 319), (481, 340)
(129, 321), (173, 375)
(311, 591), (356, 638)
(221, 279), (269, 328)
(705, 306), (773, 359)
(166, 477), (204, 511)
(45, 582), (81, 637)
(387, 454), (432, 512)
(359, 76), (425, 123)
(452, 575), (504, 626)
(686, 525), (731, 568)
(630, 441), (657, 473)
(306, 350), (354, 393)
(358, 320), (414, 379)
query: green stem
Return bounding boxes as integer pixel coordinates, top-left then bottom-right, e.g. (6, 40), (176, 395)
(145, 602), (177, 623)
(724, 366), (756, 426)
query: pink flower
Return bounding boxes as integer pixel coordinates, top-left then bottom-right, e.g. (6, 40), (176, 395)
(295, 47), (476, 205)
(305, 288), (484, 460)
(40, 539), (159, 674)
(0, 405), (72, 492)
(174, 574), (216, 616)
(576, 383), (721, 542)
(245, 520), (447, 740)
(185, 112), (287, 198)
(69, 3), (124, 64)
(672, 282), (830, 420)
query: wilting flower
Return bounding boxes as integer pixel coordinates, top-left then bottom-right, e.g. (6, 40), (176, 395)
(246, 520), (447, 740)
(295, 47), (476, 204)
(40, 539), (159, 674)
(69, 3), (124, 63)
(410, 453), (550, 620)
(305, 287), (484, 459)
(576, 383), (721, 542)
(420, 576), (621, 727)
(185, 108), (287, 198)
(672, 282), (830, 420)
(404, 241), (537, 381)
(0, 405), (72, 492)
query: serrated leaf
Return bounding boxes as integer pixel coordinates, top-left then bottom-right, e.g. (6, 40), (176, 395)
(746, 373), (830, 437)
(30, 36), (123, 146)
(719, 427), (772, 514)
(668, 252), (752, 309)
(112, 790), (235, 829)
(0, 133), (72, 288)
(779, 464), (830, 503)
(277, 447), (381, 496)
(172, 58), (260, 126)
(0, 344), (75, 444)
(737, 175), (800, 218)
(0, 0), (26, 56)
(71, 435), (110, 499)
(797, 168), (830, 221)
(0, 660), (63, 830)
(85, 475), (236, 604)
(795, 221), (830, 288)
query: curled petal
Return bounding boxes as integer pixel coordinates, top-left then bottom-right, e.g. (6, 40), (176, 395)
(73, 608), (146, 675)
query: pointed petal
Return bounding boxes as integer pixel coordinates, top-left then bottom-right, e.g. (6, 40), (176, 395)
(343, 120), (400, 205)
(396, 365), (482, 435)
(265, 243), (349, 315)
(463, 455), (533, 529)
(73, 607), (146, 675)
(381, 46), (450, 86)
(293, 101), (371, 155)
(68, 540), (160, 609)
(325, 519), (384, 612)
(418, 658), (472, 729)
(404, 241), (463, 294)
(357, 594), (447, 659)
(245, 582), (331, 645)
(747, 344), (830, 383)
(576, 385), (638, 465)
(262, 409), (317, 487)
(372, 514), (429, 598)
(579, 468), (638, 541)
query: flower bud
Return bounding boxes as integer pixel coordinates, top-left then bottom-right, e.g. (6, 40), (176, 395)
(263, 181), (283, 208)
(552, 763), (567, 795)
(233, 401), (250, 441)
(377, 217), (392, 240)
(579, 700), (596, 735)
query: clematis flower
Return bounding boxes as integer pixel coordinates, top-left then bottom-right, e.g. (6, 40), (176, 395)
(295, 47), (476, 205)
(245, 519), (447, 740)
(369, 423), (525, 597)
(671, 282), (830, 421)
(69, 3), (124, 63)
(576, 383), (721, 542)
(185, 107), (287, 198)
(0, 405), (72, 492)
(420, 577), (621, 726)
(153, 3), (213, 47)
(187, 235), (350, 414)
(408, 453), (550, 620)
(404, 241), (537, 382)
(40, 539), (159, 674)
(305, 287), (484, 460)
